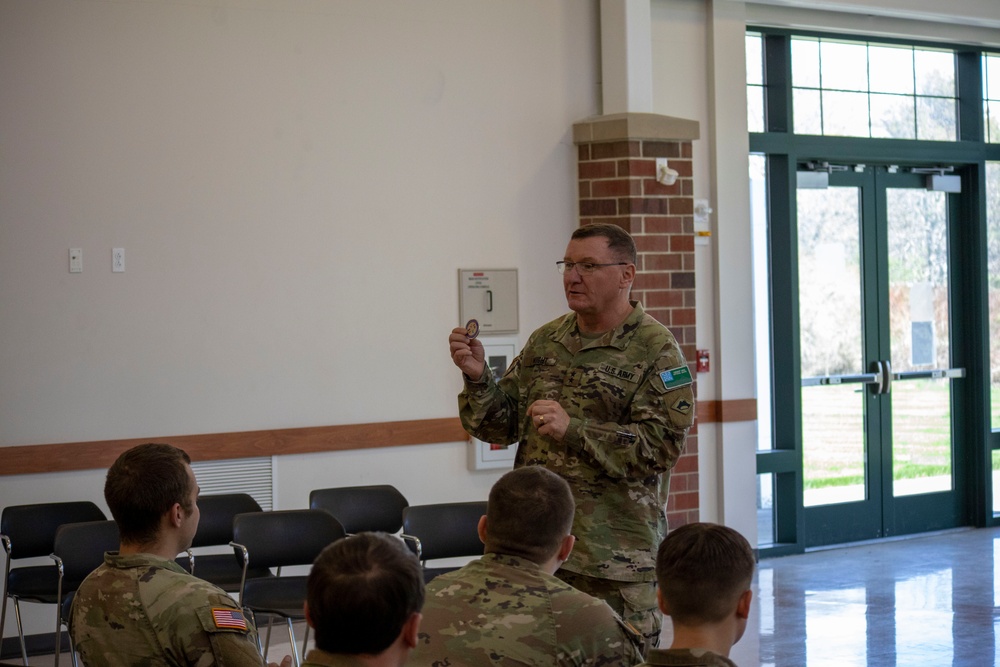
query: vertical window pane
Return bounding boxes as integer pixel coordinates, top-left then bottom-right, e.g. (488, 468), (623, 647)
(886, 188), (953, 497)
(989, 162), (1000, 431)
(985, 54), (1000, 101)
(987, 100), (998, 144)
(750, 154), (772, 452)
(748, 85), (765, 133)
(869, 45), (914, 94)
(823, 91), (870, 137)
(986, 56), (1000, 144)
(871, 94), (915, 139)
(798, 187), (866, 507)
(821, 41), (869, 91)
(747, 33), (764, 85)
(915, 48), (956, 96)
(794, 89), (822, 135)
(792, 37), (820, 89)
(993, 450), (1000, 514)
(757, 473), (774, 547)
(917, 97), (957, 141)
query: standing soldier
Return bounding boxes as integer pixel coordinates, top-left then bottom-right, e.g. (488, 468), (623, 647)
(449, 223), (694, 647)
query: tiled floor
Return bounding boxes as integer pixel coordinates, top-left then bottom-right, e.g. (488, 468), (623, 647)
(740, 527), (1000, 666)
(14, 527), (1000, 666)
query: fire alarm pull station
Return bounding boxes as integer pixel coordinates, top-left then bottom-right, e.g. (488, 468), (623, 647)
(697, 349), (710, 373)
(459, 269), (518, 335)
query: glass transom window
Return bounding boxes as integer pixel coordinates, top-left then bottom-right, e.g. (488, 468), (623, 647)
(791, 37), (956, 140)
(985, 54), (1000, 144)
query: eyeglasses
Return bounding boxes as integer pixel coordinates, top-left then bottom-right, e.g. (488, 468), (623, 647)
(556, 261), (628, 275)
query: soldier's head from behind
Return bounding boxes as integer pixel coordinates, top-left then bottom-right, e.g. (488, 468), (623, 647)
(656, 522), (755, 647)
(482, 466), (575, 567)
(104, 443), (200, 550)
(306, 532), (425, 659)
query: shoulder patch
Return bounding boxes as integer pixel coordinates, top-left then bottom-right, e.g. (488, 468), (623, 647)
(211, 608), (248, 632)
(659, 365), (693, 391)
(670, 396), (694, 416)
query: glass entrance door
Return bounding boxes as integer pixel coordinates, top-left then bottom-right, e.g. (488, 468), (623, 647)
(798, 166), (966, 547)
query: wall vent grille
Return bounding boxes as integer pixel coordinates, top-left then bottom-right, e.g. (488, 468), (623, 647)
(190, 457), (273, 511)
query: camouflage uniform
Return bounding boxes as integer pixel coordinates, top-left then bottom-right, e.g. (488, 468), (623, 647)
(302, 649), (371, 666)
(409, 552), (643, 666)
(638, 648), (737, 666)
(69, 551), (264, 666)
(458, 302), (694, 640)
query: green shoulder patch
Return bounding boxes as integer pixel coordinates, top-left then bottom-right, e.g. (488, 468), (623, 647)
(659, 365), (693, 391)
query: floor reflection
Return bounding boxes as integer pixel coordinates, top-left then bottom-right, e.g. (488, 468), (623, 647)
(742, 527), (1000, 667)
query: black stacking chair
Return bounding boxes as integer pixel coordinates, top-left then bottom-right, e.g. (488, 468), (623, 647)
(400, 501), (487, 582)
(230, 510), (346, 667)
(1, 501), (106, 665)
(176, 493), (270, 592)
(51, 519), (120, 667)
(308, 485), (408, 535)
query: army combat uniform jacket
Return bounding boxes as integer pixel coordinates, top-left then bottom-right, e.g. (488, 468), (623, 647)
(302, 649), (371, 666)
(69, 552), (264, 667)
(409, 553), (643, 666)
(459, 302), (694, 582)
(638, 648), (737, 666)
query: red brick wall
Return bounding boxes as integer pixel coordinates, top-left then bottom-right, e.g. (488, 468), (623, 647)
(576, 138), (698, 529)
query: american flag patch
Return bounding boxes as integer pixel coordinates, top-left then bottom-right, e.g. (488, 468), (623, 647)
(211, 608), (248, 631)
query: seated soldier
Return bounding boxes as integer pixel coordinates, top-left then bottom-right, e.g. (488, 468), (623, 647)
(302, 531), (425, 667)
(641, 522), (755, 667)
(409, 465), (643, 666)
(69, 442), (290, 666)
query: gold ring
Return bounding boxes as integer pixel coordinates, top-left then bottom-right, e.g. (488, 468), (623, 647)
(539, 416), (544, 424)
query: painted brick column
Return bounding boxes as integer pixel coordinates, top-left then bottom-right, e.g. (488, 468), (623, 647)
(572, 113), (700, 529)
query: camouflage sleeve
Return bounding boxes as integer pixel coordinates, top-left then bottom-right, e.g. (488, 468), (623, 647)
(187, 599), (266, 667)
(563, 345), (694, 481)
(457, 353), (523, 446)
(555, 592), (645, 666)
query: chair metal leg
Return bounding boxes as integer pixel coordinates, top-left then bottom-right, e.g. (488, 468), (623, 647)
(263, 614), (274, 658)
(53, 614), (62, 667)
(247, 608), (263, 656)
(0, 596), (7, 664)
(13, 598), (29, 666)
(285, 618), (300, 667)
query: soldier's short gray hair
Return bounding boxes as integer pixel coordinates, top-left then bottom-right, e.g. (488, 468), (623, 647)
(571, 223), (637, 264)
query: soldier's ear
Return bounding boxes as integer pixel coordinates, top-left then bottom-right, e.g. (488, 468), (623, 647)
(402, 612), (422, 649)
(477, 515), (488, 544)
(656, 587), (671, 615)
(167, 502), (184, 529)
(556, 534), (575, 562)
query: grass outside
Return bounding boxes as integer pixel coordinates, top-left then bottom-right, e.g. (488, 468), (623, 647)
(802, 379), (952, 491)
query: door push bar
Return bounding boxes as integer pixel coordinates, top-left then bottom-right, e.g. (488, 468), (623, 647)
(801, 361), (964, 395)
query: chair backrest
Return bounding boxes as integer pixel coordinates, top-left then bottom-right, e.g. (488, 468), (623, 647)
(232, 510), (345, 570)
(402, 501), (487, 562)
(192, 493), (262, 548)
(309, 485), (408, 534)
(1, 502), (106, 559)
(52, 520), (120, 586)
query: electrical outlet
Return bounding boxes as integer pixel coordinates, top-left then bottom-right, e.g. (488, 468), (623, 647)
(112, 247), (125, 273)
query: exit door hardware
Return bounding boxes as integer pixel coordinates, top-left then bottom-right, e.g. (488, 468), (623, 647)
(801, 361), (965, 395)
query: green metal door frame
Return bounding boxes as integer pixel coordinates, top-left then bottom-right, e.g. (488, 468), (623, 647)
(750, 29), (1000, 557)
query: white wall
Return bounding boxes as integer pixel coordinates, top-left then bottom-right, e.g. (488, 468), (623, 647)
(0, 0), (598, 639)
